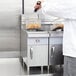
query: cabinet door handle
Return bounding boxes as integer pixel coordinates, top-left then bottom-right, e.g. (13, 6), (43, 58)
(30, 48), (33, 59)
(51, 47), (55, 57)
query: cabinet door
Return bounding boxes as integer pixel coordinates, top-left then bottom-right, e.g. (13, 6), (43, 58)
(49, 44), (63, 65)
(28, 45), (48, 66)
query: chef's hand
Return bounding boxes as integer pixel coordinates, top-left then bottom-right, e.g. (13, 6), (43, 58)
(52, 24), (64, 31)
(56, 24), (64, 28)
(34, 1), (42, 12)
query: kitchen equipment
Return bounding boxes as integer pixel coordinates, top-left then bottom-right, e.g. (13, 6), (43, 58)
(26, 18), (41, 30)
(49, 31), (63, 65)
(21, 29), (49, 74)
(21, 14), (64, 74)
(22, 13), (41, 30)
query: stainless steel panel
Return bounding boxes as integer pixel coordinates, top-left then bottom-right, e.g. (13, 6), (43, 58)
(28, 38), (48, 45)
(0, 0), (21, 57)
(50, 37), (62, 44)
(28, 45), (48, 66)
(21, 29), (27, 58)
(0, 30), (20, 51)
(21, 30), (49, 66)
(49, 31), (63, 65)
(49, 44), (63, 65)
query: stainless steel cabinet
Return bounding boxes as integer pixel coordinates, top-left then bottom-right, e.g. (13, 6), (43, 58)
(49, 31), (63, 65)
(27, 40), (48, 66)
(21, 30), (49, 74)
(49, 44), (63, 65)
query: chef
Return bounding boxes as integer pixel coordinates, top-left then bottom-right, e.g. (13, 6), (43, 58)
(34, 0), (76, 76)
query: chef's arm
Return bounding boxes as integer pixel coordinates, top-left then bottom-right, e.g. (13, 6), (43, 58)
(34, 0), (64, 29)
(41, 0), (76, 19)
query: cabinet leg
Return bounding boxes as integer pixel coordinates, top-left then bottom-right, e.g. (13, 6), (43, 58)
(48, 66), (49, 74)
(41, 66), (43, 74)
(27, 67), (30, 75)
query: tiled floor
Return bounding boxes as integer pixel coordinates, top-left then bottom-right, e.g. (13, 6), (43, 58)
(0, 58), (62, 76)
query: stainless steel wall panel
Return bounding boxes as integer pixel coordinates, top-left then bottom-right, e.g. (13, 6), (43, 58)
(0, 0), (21, 57)
(0, 12), (20, 28)
(24, 0), (36, 13)
(0, 30), (20, 51)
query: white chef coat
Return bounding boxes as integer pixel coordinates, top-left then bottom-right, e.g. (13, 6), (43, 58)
(41, 0), (76, 57)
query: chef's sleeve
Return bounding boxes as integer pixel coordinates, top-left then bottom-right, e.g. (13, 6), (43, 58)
(41, 0), (76, 19)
